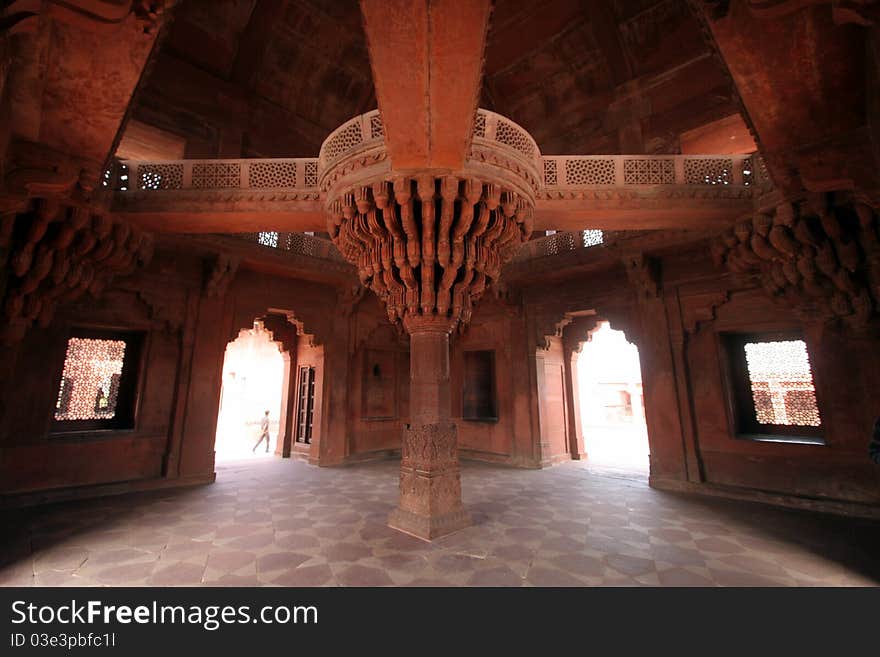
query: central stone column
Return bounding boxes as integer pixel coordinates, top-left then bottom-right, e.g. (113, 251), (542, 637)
(388, 315), (470, 540)
(322, 140), (537, 539)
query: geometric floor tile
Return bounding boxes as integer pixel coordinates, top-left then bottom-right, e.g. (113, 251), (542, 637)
(1, 457), (879, 587)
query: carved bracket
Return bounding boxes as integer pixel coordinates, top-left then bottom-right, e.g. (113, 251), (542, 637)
(203, 254), (239, 299)
(710, 194), (880, 328)
(681, 290), (731, 334)
(621, 252), (661, 300)
(0, 198), (154, 344)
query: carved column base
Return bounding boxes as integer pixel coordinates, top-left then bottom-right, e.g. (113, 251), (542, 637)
(387, 422), (472, 541)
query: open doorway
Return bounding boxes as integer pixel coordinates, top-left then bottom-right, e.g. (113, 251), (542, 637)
(215, 320), (285, 462)
(576, 321), (649, 473)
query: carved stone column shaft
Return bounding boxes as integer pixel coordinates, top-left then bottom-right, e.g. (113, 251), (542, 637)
(388, 316), (470, 540)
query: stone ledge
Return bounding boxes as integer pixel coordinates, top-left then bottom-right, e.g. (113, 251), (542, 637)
(649, 476), (880, 521)
(0, 472), (216, 509)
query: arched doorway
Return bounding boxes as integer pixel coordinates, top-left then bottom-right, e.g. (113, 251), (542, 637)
(576, 321), (649, 473)
(214, 320), (286, 462)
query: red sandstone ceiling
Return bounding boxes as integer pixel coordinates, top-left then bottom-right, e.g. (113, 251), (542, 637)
(124, 0), (375, 159)
(120, 0), (744, 160)
(482, 0), (742, 154)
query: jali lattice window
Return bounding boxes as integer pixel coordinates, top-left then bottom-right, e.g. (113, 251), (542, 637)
(583, 230), (604, 248)
(52, 330), (144, 433)
(725, 333), (823, 442)
(258, 231), (279, 248)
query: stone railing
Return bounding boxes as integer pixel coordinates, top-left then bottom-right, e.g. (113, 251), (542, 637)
(540, 153), (771, 189)
(507, 230), (605, 264)
(317, 109), (384, 172)
(221, 231), (347, 263)
(111, 151), (769, 197)
(110, 111), (768, 201)
(114, 158), (320, 192)
(472, 109), (542, 169)
(314, 108), (544, 192)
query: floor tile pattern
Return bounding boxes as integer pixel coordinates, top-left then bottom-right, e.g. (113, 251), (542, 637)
(2, 459), (878, 587)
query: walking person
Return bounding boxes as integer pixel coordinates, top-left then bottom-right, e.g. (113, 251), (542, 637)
(253, 410), (271, 453)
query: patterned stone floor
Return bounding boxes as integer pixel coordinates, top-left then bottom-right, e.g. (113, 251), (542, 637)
(2, 458), (879, 587)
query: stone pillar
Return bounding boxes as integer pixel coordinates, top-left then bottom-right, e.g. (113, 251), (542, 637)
(563, 346), (587, 460)
(274, 350), (295, 458)
(388, 315), (471, 540)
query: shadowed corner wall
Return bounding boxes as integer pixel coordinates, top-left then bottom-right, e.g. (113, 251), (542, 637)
(0, 246), (209, 502)
(0, 244), (342, 506)
(521, 244), (880, 516)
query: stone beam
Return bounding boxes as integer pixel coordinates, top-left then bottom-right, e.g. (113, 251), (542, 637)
(156, 234), (357, 288)
(693, 2), (876, 200)
(112, 203), (326, 233)
(533, 195), (756, 231)
(359, 0), (491, 171)
(2, 3), (170, 179)
(111, 194), (754, 234)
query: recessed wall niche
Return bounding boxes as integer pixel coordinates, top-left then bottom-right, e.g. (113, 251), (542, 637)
(363, 349), (398, 420)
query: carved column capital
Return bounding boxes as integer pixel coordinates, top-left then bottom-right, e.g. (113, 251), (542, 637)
(402, 313), (458, 336)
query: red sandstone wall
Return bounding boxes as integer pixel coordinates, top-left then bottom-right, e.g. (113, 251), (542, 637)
(346, 332), (409, 460)
(0, 247), (343, 503)
(533, 336), (571, 466)
(450, 297), (542, 467)
(684, 288), (880, 505)
(531, 247), (880, 512)
(452, 301), (513, 461)
(0, 254), (200, 497)
(339, 293), (543, 469)
(3, 236), (877, 514)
